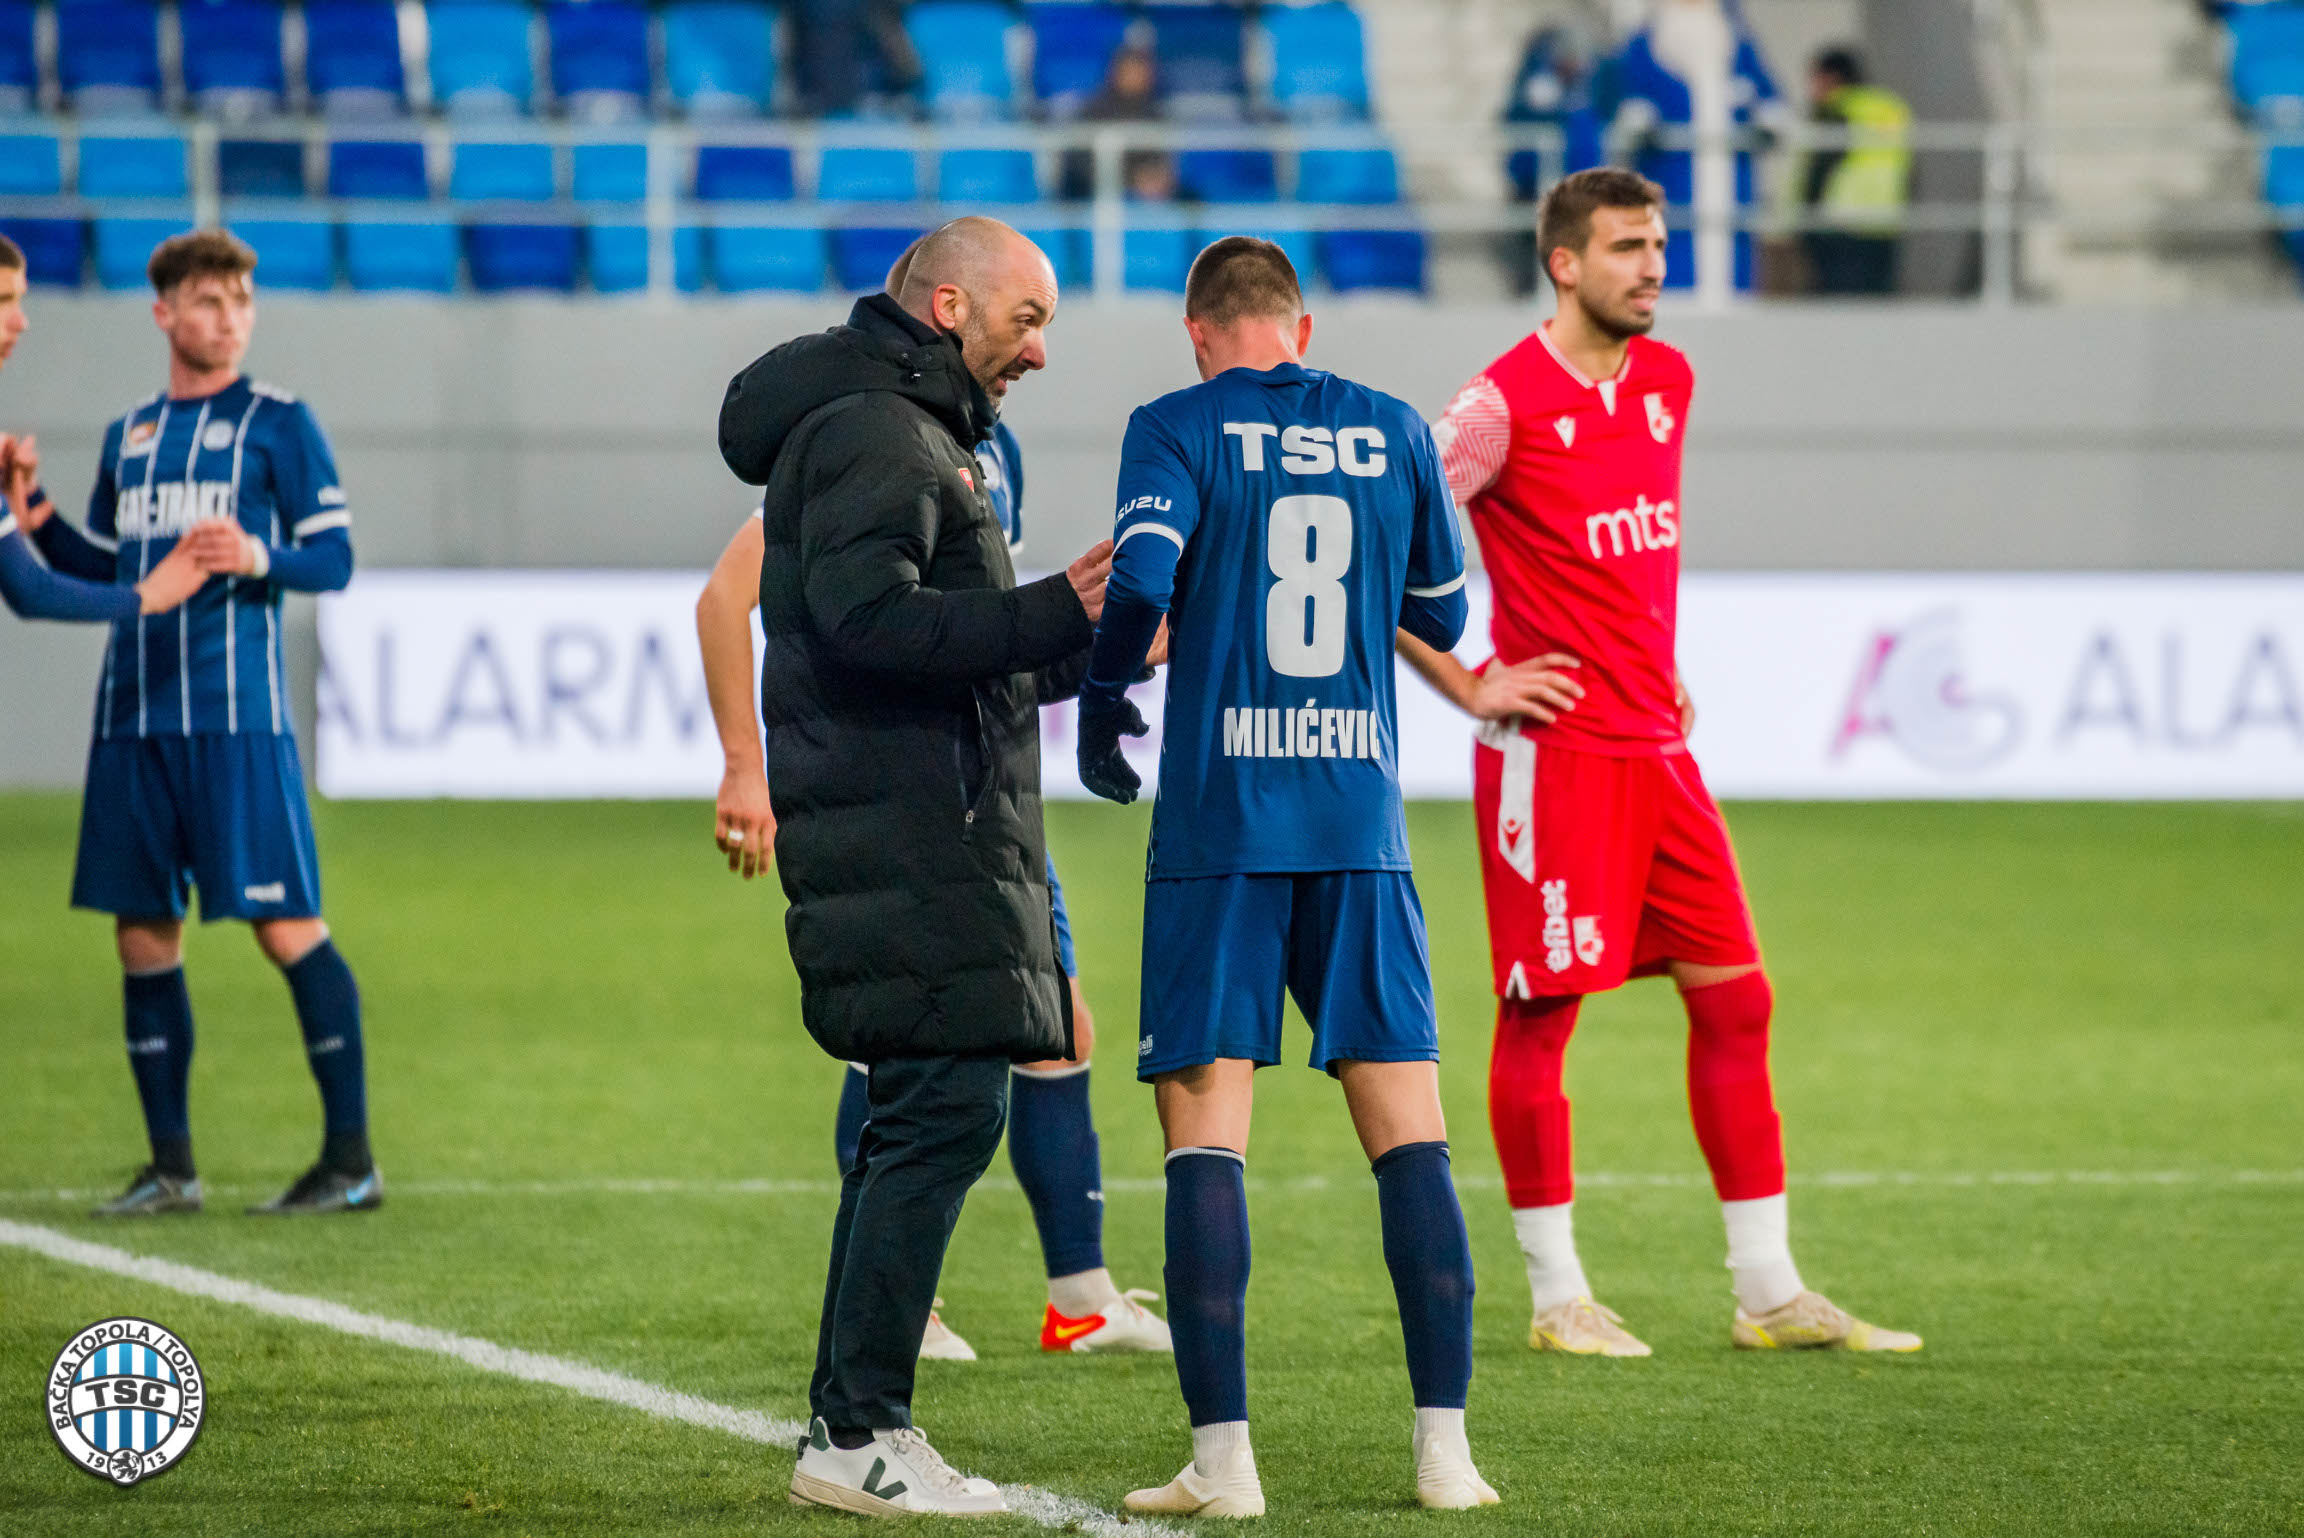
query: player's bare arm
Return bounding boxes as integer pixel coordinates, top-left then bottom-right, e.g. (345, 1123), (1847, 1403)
(1395, 630), (1585, 723)
(695, 516), (775, 878)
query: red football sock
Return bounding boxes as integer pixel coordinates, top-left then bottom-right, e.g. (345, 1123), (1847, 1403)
(1488, 995), (1581, 1209)
(1683, 971), (1786, 1202)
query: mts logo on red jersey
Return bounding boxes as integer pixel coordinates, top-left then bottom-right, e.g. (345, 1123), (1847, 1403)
(1584, 495), (1680, 560)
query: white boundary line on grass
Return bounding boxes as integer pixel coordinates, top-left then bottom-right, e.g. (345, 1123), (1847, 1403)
(0, 1219), (1177, 1538)
(3, 1169), (2300, 1203)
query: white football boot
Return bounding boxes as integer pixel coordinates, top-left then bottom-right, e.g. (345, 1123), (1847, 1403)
(919, 1298), (977, 1362)
(1124, 1441), (1266, 1519)
(1413, 1415), (1501, 1510)
(1039, 1288), (1174, 1354)
(789, 1418), (1007, 1517)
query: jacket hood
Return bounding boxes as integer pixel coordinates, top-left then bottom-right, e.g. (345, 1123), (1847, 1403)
(718, 294), (997, 486)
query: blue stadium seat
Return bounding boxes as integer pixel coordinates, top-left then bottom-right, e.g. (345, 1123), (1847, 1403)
(1262, 1), (1369, 122)
(343, 218), (459, 290)
(709, 226), (825, 290)
(304, 0), (408, 118)
(449, 142), (574, 292)
(905, 1), (1016, 121)
(219, 138), (307, 197)
(0, 218), (84, 285)
(694, 144), (795, 200)
(1124, 225), (1191, 290)
(78, 136), (190, 199)
(663, 0), (775, 119)
(830, 225), (923, 289)
(427, 0), (534, 118)
(547, 1), (650, 122)
(58, 1), (164, 114)
(0, 1), (40, 114)
(1197, 223), (1314, 284)
(1019, 225), (1089, 287)
(1319, 228), (1424, 292)
(818, 145), (918, 202)
(94, 214), (194, 289)
(1149, 4), (1247, 121)
(450, 140), (555, 200)
(1026, 2), (1131, 116)
(2230, 3), (2304, 108)
(180, 0), (287, 115)
(1295, 146), (1399, 204)
(329, 139), (431, 198)
(573, 142), (647, 201)
(0, 133), (63, 196)
(228, 216), (336, 288)
(585, 224), (645, 290)
(1177, 149), (1278, 203)
(938, 148), (1038, 204)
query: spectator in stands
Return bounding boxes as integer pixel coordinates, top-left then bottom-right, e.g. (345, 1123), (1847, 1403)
(1799, 46), (1912, 295)
(796, 0), (923, 117)
(1058, 45), (1177, 203)
(1607, 0), (1783, 292)
(1501, 24), (1608, 294)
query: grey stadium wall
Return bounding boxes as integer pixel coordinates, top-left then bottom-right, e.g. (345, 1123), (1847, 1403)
(3, 297), (2302, 788)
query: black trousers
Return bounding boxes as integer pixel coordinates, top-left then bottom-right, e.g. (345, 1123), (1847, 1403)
(1805, 232), (1901, 295)
(808, 1053), (1011, 1429)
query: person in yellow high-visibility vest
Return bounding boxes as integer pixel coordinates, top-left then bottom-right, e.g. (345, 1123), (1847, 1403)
(1800, 47), (1912, 294)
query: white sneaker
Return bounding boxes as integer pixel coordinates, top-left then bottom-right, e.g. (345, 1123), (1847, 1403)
(1124, 1443), (1266, 1519)
(1414, 1422), (1500, 1510)
(1039, 1288), (1174, 1354)
(789, 1418), (1007, 1517)
(919, 1298), (976, 1362)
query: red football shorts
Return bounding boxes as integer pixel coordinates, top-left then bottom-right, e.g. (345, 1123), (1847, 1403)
(1470, 727), (1760, 998)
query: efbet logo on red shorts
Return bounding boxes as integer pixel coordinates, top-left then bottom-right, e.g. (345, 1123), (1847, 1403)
(1539, 880), (1605, 975)
(47, 1318), (206, 1486)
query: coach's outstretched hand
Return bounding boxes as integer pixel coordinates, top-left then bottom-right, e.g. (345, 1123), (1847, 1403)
(1067, 539), (1114, 624)
(1077, 690), (1148, 804)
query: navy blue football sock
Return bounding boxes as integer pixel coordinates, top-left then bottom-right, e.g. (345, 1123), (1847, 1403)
(1008, 1065), (1106, 1281)
(123, 967), (196, 1177)
(1164, 1148), (1251, 1426)
(832, 1064), (870, 1174)
(282, 940), (369, 1166)
(1372, 1140), (1475, 1409)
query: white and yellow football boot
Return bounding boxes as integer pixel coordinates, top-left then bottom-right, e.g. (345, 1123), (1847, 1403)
(1529, 1297), (1653, 1357)
(1414, 1413), (1501, 1510)
(919, 1298), (977, 1362)
(1732, 1290), (1922, 1352)
(1125, 1443), (1266, 1519)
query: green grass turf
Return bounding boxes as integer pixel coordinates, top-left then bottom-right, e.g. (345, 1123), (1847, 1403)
(2, 794), (2301, 1535)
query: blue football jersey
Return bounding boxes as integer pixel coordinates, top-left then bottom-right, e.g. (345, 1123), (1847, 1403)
(1111, 362), (1466, 877)
(84, 377), (352, 738)
(974, 420), (1026, 551)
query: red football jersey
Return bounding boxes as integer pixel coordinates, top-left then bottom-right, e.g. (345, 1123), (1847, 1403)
(1434, 325), (1693, 757)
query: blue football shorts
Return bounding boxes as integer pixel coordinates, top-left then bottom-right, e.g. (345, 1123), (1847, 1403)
(1135, 870), (1439, 1081)
(1047, 853), (1077, 979)
(72, 734), (323, 923)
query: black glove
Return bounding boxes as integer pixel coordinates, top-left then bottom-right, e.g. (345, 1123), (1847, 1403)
(1076, 689), (1149, 805)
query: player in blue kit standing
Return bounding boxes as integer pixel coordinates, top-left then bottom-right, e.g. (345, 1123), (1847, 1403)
(17, 231), (377, 1218)
(692, 237), (1170, 1361)
(1077, 237), (1499, 1516)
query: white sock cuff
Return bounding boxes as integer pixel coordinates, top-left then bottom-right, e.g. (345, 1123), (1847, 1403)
(1012, 1060), (1092, 1080)
(1191, 1420), (1250, 1470)
(1413, 1406), (1467, 1445)
(1164, 1146), (1245, 1167)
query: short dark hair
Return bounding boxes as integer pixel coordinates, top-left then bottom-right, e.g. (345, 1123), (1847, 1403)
(1536, 167), (1665, 289)
(1813, 46), (1864, 86)
(0, 233), (23, 273)
(1184, 236), (1302, 327)
(147, 229), (257, 296)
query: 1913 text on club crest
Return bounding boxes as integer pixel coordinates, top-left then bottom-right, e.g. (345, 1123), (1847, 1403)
(47, 1318), (206, 1486)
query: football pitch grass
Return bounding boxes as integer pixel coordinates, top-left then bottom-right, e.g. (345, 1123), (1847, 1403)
(3, 794), (2300, 1536)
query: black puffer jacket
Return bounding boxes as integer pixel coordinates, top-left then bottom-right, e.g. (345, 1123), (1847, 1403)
(720, 295), (1093, 1063)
